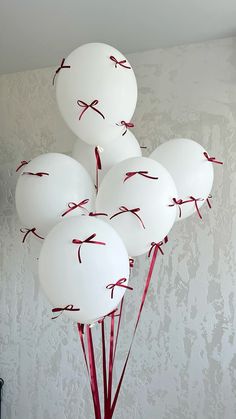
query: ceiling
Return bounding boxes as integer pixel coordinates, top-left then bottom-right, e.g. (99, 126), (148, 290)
(1, 0), (236, 74)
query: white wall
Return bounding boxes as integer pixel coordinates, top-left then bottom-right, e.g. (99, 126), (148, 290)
(0, 36), (236, 419)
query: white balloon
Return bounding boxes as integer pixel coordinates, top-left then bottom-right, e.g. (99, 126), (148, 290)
(72, 130), (142, 184)
(15, 153), (95, 237)
(55, 43), (137, 146)
(149, 138), (214, 220)
(96, 157), (177, 256)
(39, 216), (130, 324)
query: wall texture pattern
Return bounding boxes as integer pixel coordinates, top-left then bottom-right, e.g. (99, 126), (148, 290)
(0, 37), (236, 419)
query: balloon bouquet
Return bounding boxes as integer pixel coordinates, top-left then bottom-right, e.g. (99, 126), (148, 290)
(15, 43), (223, 419)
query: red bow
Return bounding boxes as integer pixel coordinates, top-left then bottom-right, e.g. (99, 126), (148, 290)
(16, 160), (30, 172)
(168, 198), (192, 218)
(106, 278), (133, 299)
(203, 152), (223, 165)
(89, 212), (108, 217)
(109, 56), (131, 69)
(148, 236), (168, 258)
(206, 194), (212, 209)
(72, 233), (106, 263)
(62, 199), (89, 217)
(22, 172), (49, 177)
(20, 227), (44, 243)
(124, 171), (158, 183)
(129, 258), (135, 268)
(189, 196), (204, 219)
(77, 99), (105, 121)
(116, 121), (134, 136)
(52, 58), (71, 85)
(110, 206), (145, 229)
(51, 304), (80, 319)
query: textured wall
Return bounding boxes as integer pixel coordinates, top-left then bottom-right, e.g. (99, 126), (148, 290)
(0, 37), (236, 419)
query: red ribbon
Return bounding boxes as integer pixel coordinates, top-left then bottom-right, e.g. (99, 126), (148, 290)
(106, 278), (133, 299)
(203, 152), (223, 165)
(109, 56), (131, 69)
(148, 236), (168, 258)
(51, 304), (80, 319)
(206, 194), (212, 208)
(168, 198), (192, 218)
(72, 233), (106, 263)
(89, 212), (108, 217)
(77, 99), (105, 121)
(95, 146), (102, 190)
(52, 58), (71, 85)
(124, 170), (158, 183)
(16, 160), (30, 172)
(61, 199), (89, 217)
(87, 326), (102, 419)
(189, 196), (204, 219)
(129, 258), (135, 268)
(110, 206), (145, 229)
(22, 171), (49, 177)
(20, 227), (44, 243)
(116, 120), (134, 136)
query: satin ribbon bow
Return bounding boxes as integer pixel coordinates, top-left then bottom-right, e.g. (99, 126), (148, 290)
(106, 278), (133, 299)
(203, 152), (223, 165)
(124, 170), (159, 183)
(110, 206), (145, 229)
(62, 199), (89, 217)
(22, 171), (49, 177)
(116, 120), (134, 136)
(51, 304), (80, 319)
(148, 236), (168, 258)
(77, 99), (105, 120)
(89, 212), (108, 217)
(16, 160), (30, 172)
(168, 198), (192, 218)
(189, 196), (204, 219)
(20, 227), (44, 243)
(109, 56), (131, 69)
(52, 58), (71, 85)
(72, 233), (106, 263)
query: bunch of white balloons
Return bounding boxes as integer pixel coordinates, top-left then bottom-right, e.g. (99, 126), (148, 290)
(15, 43), (220, 325)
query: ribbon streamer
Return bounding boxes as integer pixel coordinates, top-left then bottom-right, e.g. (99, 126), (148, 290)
(206, 194), (212, 209)
(16, 160), (30, 172)
(203, 152), (223, 165)
(77, 99), (105, 121)
(22, 171), (49, 177)
(87, 326), (102, 419)
(61, 199), (89, 217)
(110, 206), (145, 229)
(116, 121), (134, 136)
(106, 278), (133, 299)
(124, 170), (158, 183)
(95, 146), (102, 190)
(51, 304), (80, 319)
(52, 58), (71, 85)
(20, 227), (44, 243)
(109, 56), (131, 69)
(72, 233), (106, 263)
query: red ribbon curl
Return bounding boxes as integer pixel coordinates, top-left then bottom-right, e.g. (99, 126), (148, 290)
(22, 172), (49, 177)
(124, 170), (158, 183)
(51, 304), (80, 319)
(52, 58), (71, 85)
(110, 206), (145, 229)
(109, 56), (131, 69)
(116, 121), (134, 136)
(106, 278), (133, 299)
(20, 227), (44, 243)
(72, 233), (106, 263)
(16, 160), (30, 172)
(77, 99), (105, 121)
(203, 152), (223, 165)
(61, 199), (89, 217)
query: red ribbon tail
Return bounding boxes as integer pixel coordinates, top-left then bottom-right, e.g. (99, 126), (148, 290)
(101, 321), (108, 416)
(87, 326), (102, 419)
(107, 312), (115, 416)
(110, 245), (159, 416)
